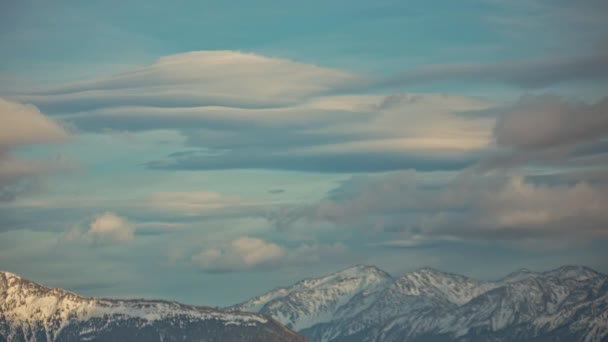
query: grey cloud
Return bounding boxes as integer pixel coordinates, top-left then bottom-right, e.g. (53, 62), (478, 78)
(141, 93), (492, 173)
(269, 170), (608, 246)
(474, 95), (608, 170)
(62, 106), (373, 133)
(494, 95), (608, 150)
(377, 53), (608, 89)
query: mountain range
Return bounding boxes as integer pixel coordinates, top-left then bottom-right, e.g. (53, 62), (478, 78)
(2, 265), (607, 341)
(0, 271), (308, 342)
(231, 265), (608, 342)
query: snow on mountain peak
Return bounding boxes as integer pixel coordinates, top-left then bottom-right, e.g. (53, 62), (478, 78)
(0, 272), (312, 342)
(546, 265), (601, 280)
(234, 264), (608, 342)
(0, 270), (270, 339)
(294, 264), (391, 288)
(231, 265), (393, 331)
(499, 268), (538, 283)
(393, 267), (496, 305)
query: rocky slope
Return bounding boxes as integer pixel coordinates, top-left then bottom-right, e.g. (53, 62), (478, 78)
(232, 265), (608, 342)
(0, 271), (309, 342)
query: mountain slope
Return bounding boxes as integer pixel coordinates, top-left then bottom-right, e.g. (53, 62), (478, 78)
(0, 271), (309, 342)
(233, 265), (608, 342)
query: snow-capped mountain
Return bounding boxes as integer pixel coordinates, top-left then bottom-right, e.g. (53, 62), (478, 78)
(231, 265), (393, 331)
(232, 265), (608, 342)
(0, 271), (309, 342)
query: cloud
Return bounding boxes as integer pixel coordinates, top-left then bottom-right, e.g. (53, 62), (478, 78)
(494, 95), (608, 150)
(10, 50), (607, 174)
(0, 189), (269, 237)
(192, 237), (285, 272)
(0, 97), (67, 146)
(378, 52), (608, 89)
(0, 98), (70, 201)
(6, 50), (497, 173)
(87, 212), (135, 242)
(65, 212), (135, 244)
(417, 176), (608, 244)
(145, 93), (494, 173)
(14, 51), (361, 113)
(191, 237), (346, 272)
(475, 95), (608, 169)
(144, 191), (247, 215)
(270, 171), (608, 247)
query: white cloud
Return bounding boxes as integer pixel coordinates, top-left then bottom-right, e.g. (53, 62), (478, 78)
(191, 237), (285, 271)
(65, 212), (135, 244)
(191, 237), (346, 272)
(87, 212), (135, 242)
(296, 93), (494, 155)
(17, 51), (361, 112)
(0, 98), (70, 201)
(144, 191), (256, 214)
(0, 98), (68, 146)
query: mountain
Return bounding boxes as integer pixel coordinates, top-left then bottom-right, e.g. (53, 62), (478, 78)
(0, 271), (309, 342)
(231, 265), (393, 331)
(231, 265), (608, 342)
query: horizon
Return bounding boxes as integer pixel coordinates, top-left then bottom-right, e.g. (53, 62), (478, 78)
(1, 0), (607, 309)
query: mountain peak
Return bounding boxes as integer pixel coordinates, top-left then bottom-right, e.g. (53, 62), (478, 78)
(231, 264), (393, 331)
(545, 265), (602, 280)
(407, 266), (476, 282)
(236, 264), (607, 342)
(0, 271), (309, 342)
(412, 266), (448, 275)
(394, 267), (492, 305)
(330, 264), (391, 278)
(500, 268), (539, 283)
(0, 271), (21, 281)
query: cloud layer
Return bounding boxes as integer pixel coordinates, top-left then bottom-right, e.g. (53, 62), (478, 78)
(8, 50), (608, 174)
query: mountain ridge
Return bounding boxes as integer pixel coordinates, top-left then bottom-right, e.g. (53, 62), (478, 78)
(232, 264), (608, 342)
(0, 271), (309, 342)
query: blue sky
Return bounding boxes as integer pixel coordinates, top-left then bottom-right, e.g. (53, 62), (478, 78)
(1, 0), (607, 306)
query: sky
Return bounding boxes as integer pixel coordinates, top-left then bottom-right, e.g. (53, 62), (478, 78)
(1, 0), (608, 306)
